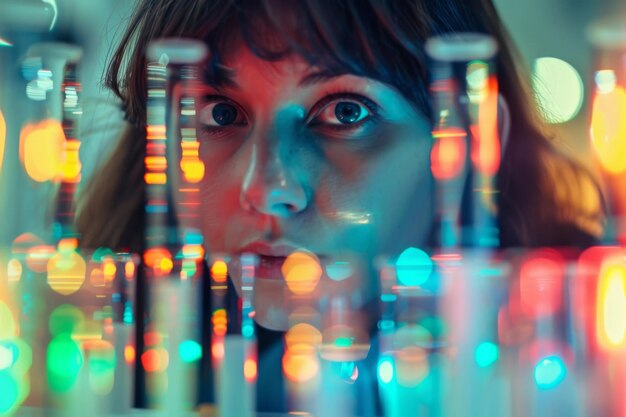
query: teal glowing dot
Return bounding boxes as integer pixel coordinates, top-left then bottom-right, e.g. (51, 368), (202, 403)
(179, 340), (202, 363)
(325, 261), (353, 281)
(334, 337), (353, 348)
(0, 371), (19, 413)
(378, 358), (394, 384)
(380, 294), (397, 303)
(475, 342), (499, 368)
(534, 356), (566, 389)
(242, 323), (255, 338)
(396, 247), (433, 287)
(91, 247), (114, 262)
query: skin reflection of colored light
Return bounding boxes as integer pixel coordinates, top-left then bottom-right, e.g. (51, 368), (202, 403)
(124, 345), (135, 365)
(179, 340), (202, 363)
(534, 356), (566, 389)
(396, 247), (433, 287)
(377, 358), (394, 384)
(590, 83), (626, 174)
(244, 358), (257, 382)
(282, 251), (322, 296)
(20, 119), (65, 182)
(141, 348), (169, 373)
(212, 309), (228, 336)
(475, 342), (499, 368)
(47, 251), (86, 295)
(519, 253), (564, 317)
(431, 128), (467, 180)
(7, 259), (22, 283)
(597, 260), (626, 349)
(210, 260), (228, 283)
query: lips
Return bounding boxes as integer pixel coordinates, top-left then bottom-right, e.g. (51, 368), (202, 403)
(236, 240), (321, 281)
(256, 255), (287, 280)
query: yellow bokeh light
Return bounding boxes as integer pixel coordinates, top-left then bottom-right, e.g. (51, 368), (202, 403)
(20, 119), (65, 182)
(47, 251), (86, 295)
(533, 57), (584, 124)
(590, 85), (626, 174)
(0, 301), (16, 339)
(282, 251), (322, 296)
(60, 139), (81, 183)
(597, 258), (626, 350)
(210, 260), (228, 283)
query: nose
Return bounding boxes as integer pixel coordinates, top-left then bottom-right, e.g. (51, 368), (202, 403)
(240, 111), (309, 217)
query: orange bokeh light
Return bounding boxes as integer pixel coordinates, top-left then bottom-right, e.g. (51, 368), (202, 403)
(430, 128), (467, 180)
(282, 251), (322, 296)
(244, 358), (257, 382)
(210, 260), (228, 283)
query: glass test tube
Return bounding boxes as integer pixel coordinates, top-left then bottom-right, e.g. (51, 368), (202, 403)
(425, 34), (501, 249)
(587, 17), (626, 244)
(376, 250), (446, 417)
(140, 38), (208, 410)
(208, 253), (258, 417)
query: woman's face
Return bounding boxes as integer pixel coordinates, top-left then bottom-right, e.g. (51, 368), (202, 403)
(195, 43), (433, 326)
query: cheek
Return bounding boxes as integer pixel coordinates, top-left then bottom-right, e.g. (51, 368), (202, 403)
(316, 125), (433, 251)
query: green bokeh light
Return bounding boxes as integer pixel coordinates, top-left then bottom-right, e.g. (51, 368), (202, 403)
(48, 304), (85, 337)
(47, 334), (83, 393)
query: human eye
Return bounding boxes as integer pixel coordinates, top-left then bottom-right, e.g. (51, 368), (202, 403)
(307, 93), (381, 133)
(198, 96), (247, 133)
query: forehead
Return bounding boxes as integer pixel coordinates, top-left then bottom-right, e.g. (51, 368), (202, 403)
(222, 42), (314, 81)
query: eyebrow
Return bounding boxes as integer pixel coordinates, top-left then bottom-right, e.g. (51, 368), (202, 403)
(204, 65), (347, 90)
(297, 69), (347, 87)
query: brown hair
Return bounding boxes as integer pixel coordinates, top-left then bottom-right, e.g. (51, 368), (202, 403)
(76, 0), (605, 251)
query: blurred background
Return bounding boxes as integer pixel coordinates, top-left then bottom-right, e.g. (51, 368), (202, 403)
(0, 0), (625, 245)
